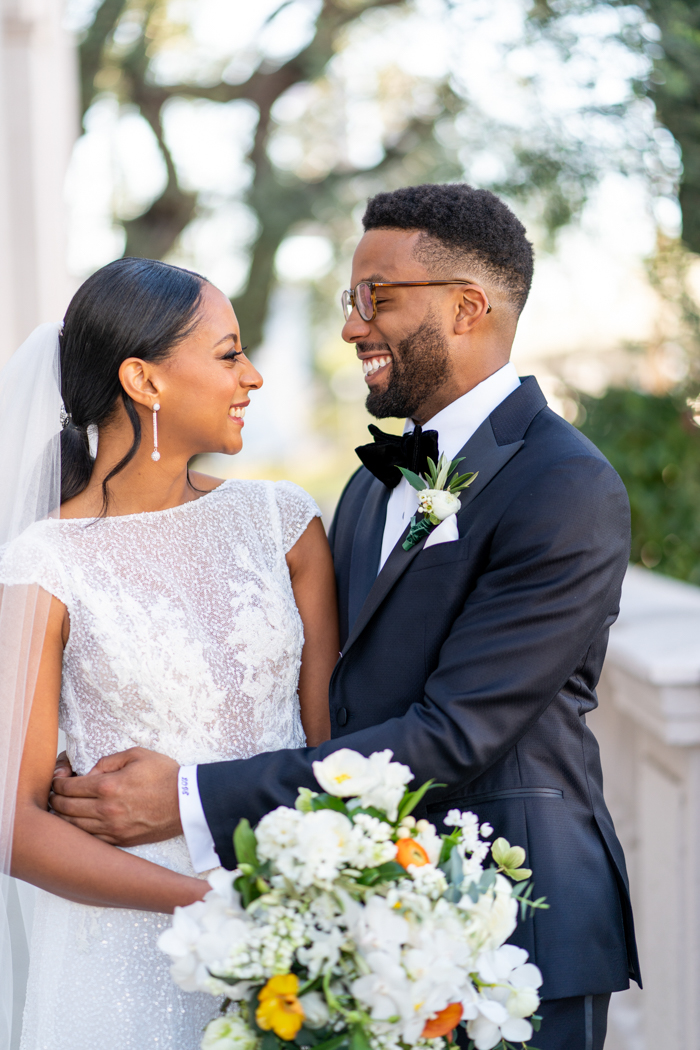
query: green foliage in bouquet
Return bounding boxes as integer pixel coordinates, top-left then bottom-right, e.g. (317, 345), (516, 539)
(159, 750), (547, 1050)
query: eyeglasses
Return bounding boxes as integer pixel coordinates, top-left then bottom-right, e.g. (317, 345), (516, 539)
(341, 280), (492, 322)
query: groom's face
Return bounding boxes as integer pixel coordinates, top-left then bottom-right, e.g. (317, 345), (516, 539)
(342, 229), (457, 422)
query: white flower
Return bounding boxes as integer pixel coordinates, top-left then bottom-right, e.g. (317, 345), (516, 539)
(465, 999), (510, 1050)
(313, 750), (412, 822)
(201, 1015), (258, 1050)
(256, 806), (304, 860)
(206, 868), (245, 911)
(312, 750), (376, 797)
(346, 812), (397, 868)
(459, 875), (518, 951)
(351, 894), (409, 961)
(507, 985), (540, 1019)
(406, 863), (448, 899)
(477, 944), (542, 1021)
(418, 489), (461, 521)
(299, 991), (331, 1029)
(297, 925), (347, 977)
(414, 822), (442, 865)
(444, 810), (480, 852)
(352, 951), (411, 1022)
(358, 750), (413, 821)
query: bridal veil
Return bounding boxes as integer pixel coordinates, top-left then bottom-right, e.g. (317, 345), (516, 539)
(0, 323), (62, 1048)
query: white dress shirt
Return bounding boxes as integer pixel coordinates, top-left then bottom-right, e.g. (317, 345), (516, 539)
(180, 362), (521, 872)
(379, 362), (521, 568)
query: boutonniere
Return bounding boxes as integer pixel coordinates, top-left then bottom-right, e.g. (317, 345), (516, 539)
(399, 453), (478, 551)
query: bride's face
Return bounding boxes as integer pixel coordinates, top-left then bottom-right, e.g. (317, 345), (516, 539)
(149, 283), (263, 458)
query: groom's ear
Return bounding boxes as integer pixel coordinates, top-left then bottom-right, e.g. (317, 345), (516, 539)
(119, 357), (160, 406)
(452, 284), (491, 334)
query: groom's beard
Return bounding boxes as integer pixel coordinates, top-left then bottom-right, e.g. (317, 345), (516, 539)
(363, 315), (453, 420)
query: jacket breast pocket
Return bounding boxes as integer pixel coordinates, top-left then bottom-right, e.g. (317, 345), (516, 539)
(427, 787), (564, 813)
(411, 535), (470, 572)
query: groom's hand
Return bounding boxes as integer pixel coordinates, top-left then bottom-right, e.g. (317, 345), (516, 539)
(50, 747), (182, 846)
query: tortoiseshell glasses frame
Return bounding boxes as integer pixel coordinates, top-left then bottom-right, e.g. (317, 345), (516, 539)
(341, 280), (492, 322)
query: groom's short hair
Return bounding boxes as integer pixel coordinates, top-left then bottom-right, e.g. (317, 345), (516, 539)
(362, 183), (534, 314)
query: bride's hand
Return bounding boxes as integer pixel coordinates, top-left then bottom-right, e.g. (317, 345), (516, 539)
(50, 747), (182, 847)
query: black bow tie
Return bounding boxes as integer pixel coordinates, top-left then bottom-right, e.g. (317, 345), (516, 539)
(355, 424), (440, 489)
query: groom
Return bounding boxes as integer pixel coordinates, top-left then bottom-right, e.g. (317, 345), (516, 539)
(53, 183), (640, 1049)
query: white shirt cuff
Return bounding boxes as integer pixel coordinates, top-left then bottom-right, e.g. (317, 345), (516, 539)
(178, 765), (220, 873)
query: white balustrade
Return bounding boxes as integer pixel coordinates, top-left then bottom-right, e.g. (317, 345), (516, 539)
(591, 565), (700, 1050)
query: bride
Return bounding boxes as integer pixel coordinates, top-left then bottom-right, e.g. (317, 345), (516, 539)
(0, 257), (339, 1048)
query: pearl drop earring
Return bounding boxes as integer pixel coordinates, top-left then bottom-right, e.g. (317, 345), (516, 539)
(151, 402), (161, 462)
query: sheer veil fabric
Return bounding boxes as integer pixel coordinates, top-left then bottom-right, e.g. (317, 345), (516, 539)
(0, 324), (63, 1048)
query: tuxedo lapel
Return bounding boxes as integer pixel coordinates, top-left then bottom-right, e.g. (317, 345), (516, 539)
(346, 477), (390, 632)
(341, 377), (547, 657)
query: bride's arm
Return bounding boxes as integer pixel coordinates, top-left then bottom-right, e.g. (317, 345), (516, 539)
(286, 517), (337, 746)
(11, 593), (208, 912)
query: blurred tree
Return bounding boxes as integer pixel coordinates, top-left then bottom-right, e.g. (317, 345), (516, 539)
(528, 0), (700, 252)
(77, 0), (463, 349)
(578, 388), (700, 582)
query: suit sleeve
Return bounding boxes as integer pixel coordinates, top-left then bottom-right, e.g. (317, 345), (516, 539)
(199, 453), (630, 869)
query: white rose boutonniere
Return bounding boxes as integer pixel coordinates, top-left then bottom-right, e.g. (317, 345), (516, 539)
(399, 452), (478, 550)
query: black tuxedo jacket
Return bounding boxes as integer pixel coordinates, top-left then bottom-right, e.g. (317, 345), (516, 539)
(199, 376), (641, 1000)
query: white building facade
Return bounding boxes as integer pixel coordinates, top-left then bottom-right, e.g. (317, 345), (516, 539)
(0, 0), (76, 367)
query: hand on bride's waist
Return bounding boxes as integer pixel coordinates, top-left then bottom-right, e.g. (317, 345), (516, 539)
(51, 746), (182, 848)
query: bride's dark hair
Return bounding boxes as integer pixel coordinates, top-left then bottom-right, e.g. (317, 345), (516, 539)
(59, 256), (206, 507)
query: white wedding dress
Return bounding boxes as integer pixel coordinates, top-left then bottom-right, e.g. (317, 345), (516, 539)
(0, 478), (320, 1049)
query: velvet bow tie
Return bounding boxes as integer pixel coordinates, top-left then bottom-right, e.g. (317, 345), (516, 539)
(355, 424), (440, 489)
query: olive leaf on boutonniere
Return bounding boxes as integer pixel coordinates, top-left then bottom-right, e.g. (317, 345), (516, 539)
(399, 453), (478, 551)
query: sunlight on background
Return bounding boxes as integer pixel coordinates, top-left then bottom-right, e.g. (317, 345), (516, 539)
(63, 0), (678, 517)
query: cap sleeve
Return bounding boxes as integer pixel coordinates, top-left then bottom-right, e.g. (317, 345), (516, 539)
(273, 481), (322, 554)
(0, 525), (70, 606)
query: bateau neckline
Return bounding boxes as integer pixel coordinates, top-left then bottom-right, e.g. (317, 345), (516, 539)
(55, 478), (236, 524)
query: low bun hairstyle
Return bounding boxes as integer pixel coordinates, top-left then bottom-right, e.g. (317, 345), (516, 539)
(59, 257), (206, 508)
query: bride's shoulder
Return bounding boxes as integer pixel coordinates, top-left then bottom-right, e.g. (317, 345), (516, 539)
(204, 477), (321, 549)
(0, 520), (68, 599)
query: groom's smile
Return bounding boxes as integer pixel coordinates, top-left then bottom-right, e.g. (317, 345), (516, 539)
(358, 345), (393, 385)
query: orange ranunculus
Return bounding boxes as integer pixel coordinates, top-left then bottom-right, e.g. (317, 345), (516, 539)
(395, 837), (430, 870)
(421, 1002), (463, 1039)
(256, 974), (305, 1040)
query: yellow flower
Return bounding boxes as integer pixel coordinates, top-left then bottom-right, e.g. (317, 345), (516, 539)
(256, 975), (305, 1041)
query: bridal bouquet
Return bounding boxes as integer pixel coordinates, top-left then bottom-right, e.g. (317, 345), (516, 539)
(158, 750), (546, 1050)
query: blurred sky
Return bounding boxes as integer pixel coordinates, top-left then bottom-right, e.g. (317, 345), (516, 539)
(63, 0), (678, 512)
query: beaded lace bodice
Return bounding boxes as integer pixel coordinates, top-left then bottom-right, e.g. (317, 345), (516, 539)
(0, 478), (320, 774)
(2, 477), (321, 1050)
